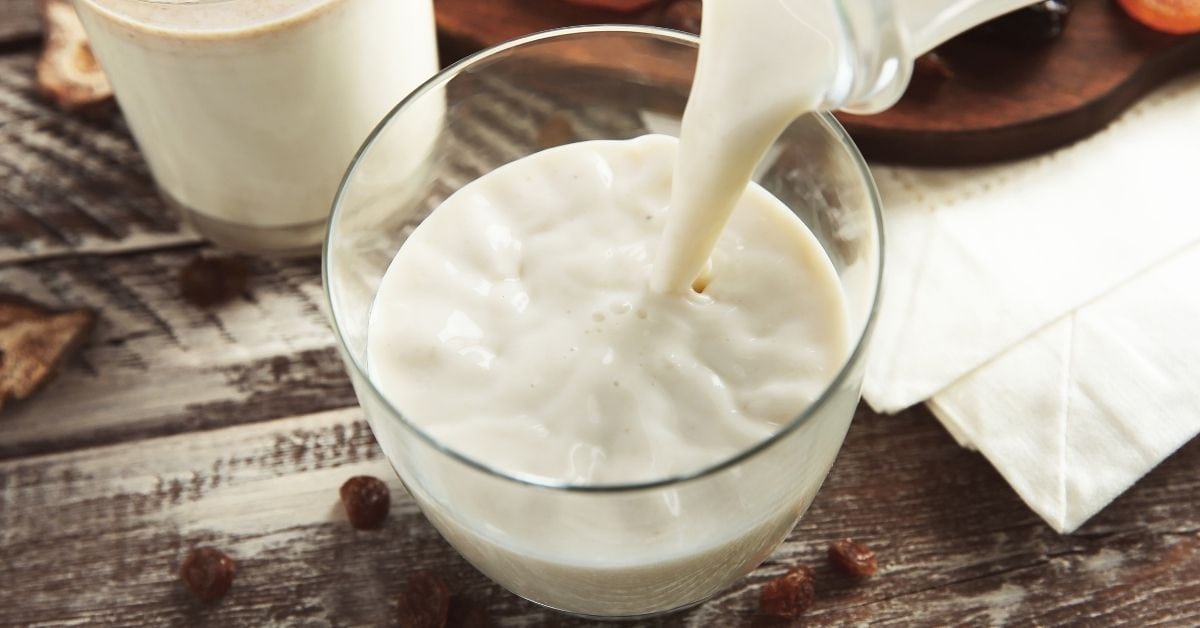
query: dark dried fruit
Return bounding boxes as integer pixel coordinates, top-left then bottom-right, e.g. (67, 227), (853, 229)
(339, 475), (391, 530)
(446, 596), (491, 628)
(958, 0), (1072, 48)
(828, 538), (878, 577)
(397, 572), (450, 628)
(759, 564), (815, 620)
(179, 255), (249, 308)
(659, 0), (702, 34)
(179, 547), (236, 602)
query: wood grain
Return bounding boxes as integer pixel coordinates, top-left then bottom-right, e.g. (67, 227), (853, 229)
(838, 0), (1200, 164)
(1, 405), (1197, 626)
(0, 59), (634, 460)
(0, 52), (199, 263)
(435, 0), (1200, 165)
(0, 249), (356, 459)
(435, 0), (665, 62)
(0, 0), (40, 50)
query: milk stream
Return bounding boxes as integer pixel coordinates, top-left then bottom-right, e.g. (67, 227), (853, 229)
(650, 0), (842, 292)
(359, 0), (869, 615)
(366, 135), (851, 615)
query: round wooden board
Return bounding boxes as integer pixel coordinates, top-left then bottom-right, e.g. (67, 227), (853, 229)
(434, 0), (1200, 165)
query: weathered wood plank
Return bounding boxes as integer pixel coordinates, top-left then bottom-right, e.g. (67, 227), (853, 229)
(0, 48), (638, 266)
(0, 59), (650, 459)
(0, 248), (355, 459)
(1, 405), (1196, 626)
(0, 0), (40, 49)
(0, 51), (199, 262)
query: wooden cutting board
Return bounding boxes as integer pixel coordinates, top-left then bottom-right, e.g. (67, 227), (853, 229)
(435, 0), (1200, 165)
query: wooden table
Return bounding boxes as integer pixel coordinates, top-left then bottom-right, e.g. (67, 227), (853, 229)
(2, 2), (1198, 625)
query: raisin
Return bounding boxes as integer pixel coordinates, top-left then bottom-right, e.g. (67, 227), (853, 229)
(179, 547), (236, 602)
(339, 475), (391, 530)
(446, 596), (491, 628)
(179, 254), (249, 308)
(759, 564), (815, 620)
(828, 538), (878, 578)
(659, 0), (702, 34)
(958, 0), (1072, 48)
(397, 572), (450, 628)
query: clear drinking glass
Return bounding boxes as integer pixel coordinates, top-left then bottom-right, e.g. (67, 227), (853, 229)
(324, 26), (883, 619)
(72, 0), (438, 256)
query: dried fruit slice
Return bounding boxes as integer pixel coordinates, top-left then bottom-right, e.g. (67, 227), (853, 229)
(1118, 0), (1200, 35)
(0, 295), (95, 413)
(37, 0), (113, 111)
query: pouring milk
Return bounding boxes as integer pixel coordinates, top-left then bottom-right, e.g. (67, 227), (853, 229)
(362, 0), (1040, 616)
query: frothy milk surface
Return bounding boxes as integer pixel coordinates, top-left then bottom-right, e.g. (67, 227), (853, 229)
(357, 0), (863, 615)
(368, 135), (849, 483)
(74, 0), (341, 34)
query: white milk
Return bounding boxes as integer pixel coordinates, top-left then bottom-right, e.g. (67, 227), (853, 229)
(74, 0), (437, 250)
(652, 0), (843, 292)
(370, 136), (848, 483)
(362, 1), (863, 616)
(366, 135), (851, 613)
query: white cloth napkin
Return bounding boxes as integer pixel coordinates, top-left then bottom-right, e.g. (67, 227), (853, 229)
(864, 73), (1200, 532)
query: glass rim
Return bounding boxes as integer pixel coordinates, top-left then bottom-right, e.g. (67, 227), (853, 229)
(323, 24), (886, 494)
(73, 0), (341, 36)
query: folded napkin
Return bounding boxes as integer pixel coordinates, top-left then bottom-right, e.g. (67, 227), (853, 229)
(864, 74), (1200, 532)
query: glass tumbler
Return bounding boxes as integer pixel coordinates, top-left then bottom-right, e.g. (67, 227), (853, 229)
(73, 0), (438, 256)
(324, 26), (883, 619)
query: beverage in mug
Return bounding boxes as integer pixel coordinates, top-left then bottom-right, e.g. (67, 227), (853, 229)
(73, 0), (438, 254)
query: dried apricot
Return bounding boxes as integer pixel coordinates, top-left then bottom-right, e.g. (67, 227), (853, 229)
(1117, 0), (1200, 34)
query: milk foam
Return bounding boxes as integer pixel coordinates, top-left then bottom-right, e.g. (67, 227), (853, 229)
(368, 135), (849, 483)
(358, 2), (860, 615)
